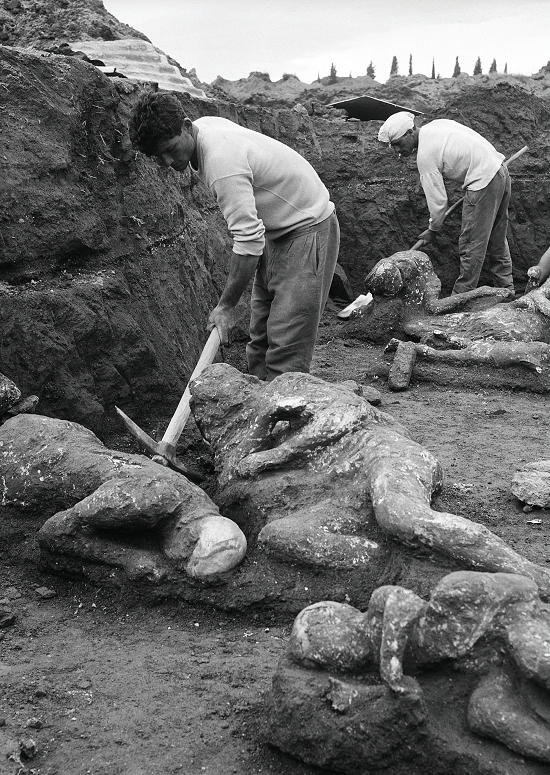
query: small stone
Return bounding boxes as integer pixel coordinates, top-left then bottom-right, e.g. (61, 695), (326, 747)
(19, 737), (37, 759)
(388, 341), (417, 391)
(35, 587), (57, 600)
(6, 394), (39, 417)
(362, 386), (382, 406)
(26, 717), (42, 729)
(0, 608), (16, 628)
(523, 504), (533, 513)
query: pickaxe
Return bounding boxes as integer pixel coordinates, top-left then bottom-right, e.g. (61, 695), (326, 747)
(115, 327), (221, 483)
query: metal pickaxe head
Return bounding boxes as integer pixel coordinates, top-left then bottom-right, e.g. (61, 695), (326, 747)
(114, 329), (221, 485)
(115, 406), (205, 483)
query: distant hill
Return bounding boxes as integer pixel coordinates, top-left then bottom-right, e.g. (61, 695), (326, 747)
(2, 0), (550, 111)
(207, 69), (550, 115)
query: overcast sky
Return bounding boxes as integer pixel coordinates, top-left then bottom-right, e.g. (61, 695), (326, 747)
(103, 0), (550, 84)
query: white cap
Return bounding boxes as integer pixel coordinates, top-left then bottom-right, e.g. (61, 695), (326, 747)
(378, 111), (416, 144)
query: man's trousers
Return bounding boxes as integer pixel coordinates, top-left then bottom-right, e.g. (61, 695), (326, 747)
(247, 211), (340, 381)
(453, 164), (514, 295)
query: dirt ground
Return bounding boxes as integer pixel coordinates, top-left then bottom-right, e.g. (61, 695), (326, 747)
(1, 312), (550, 775)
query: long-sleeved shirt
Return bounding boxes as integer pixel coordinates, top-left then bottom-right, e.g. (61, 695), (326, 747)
(417, 119), (505, 231)
(190, 116), (334, 255)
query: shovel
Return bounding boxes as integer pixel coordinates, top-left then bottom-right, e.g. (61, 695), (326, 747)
(115, 327), (221, 483)
(411, 144), (529, 251)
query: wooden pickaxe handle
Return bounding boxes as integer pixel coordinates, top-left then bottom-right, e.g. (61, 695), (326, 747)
(154, 327), (221, 461)
(411, 145), (529, 251)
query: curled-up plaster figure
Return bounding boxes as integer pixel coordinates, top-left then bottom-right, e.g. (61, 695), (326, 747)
(191, 363), (550, 595)
(0, 414), (246, 582)
(525, 246), (550, 293)
(353, 250), (550, 374)
(283, 570), (550, 763)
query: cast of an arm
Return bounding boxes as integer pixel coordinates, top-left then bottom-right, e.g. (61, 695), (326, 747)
(530, 246), (550, 286)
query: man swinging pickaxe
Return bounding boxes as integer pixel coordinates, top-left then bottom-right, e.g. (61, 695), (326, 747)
(115, 328), (220, 483)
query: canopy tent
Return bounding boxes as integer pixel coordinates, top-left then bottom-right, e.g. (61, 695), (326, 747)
(329, 95), (424, 121)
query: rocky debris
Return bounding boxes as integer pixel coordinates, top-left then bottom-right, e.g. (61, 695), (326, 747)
(360, 385), (382, 405)
(512, 461), (550, 507)
(0, 0), (148, 50)
(266, 571), (550, 770)
(19, 737), (37, 761)
(2, 586), (21, 600)
(4, 394), (39, 418)
(336, 379), (382, 406)
(0, 730), (36, 771)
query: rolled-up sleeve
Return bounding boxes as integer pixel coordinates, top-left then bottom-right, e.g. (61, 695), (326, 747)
(210, 173), (265, 256)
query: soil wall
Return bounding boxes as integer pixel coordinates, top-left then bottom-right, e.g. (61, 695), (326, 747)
(1, 46), (549, 434)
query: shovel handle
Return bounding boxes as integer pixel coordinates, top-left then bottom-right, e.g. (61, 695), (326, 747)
(504, 145), (529, 167)
(161, 327), (221, 447)
(411, 145), (529, 251)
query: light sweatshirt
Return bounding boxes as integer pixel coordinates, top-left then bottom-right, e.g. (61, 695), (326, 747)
(190, 116), (334, 255)
(417, 119), (505, 231)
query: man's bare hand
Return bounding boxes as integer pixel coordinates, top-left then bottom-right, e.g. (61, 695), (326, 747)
(417, 229), (435, 245)
(208, 305), (237, 346)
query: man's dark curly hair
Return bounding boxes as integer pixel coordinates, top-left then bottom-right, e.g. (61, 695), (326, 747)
(129, 92), (187, 156)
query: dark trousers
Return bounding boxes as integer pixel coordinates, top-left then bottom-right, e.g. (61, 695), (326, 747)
(453, 165), (514, 294)
(247, 211), (340, 381)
